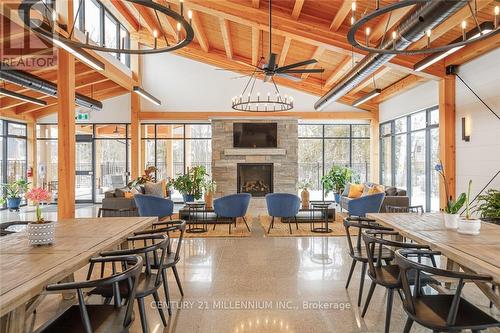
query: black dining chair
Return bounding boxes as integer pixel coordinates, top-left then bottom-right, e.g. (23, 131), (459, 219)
(361, 230), (438, 333)
(34, 255), (143, 333)
(97, 207), (138, 217)
(386, 205), (424, 213)
(135, 220), (187, 316)
(343, 216), (395, 306)
(395, 249), (500, 333)
(94, 234), (170, 333)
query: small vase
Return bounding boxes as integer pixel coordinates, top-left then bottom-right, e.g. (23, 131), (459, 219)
(183, 194), (195, 203)
(457, 218), (481, 235)
(27, 221), (56, 245)
(334, 192), (341, 204)
(7, 197), (22, 211)
(204, 192), (213, 209)
(301, 189), (310, 209)
(443, 213), (459, 229)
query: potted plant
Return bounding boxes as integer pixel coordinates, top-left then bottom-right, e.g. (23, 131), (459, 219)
(171, 166), (207, 203)
(25, 187), (55, 245)
(127, 166), (157, 189)
(0, 179), (30, 211)
(297, 180), (312, 209)
(458, 180), (481, 235)
(321, 166), (355, 203)
(474, 189), (500, 223)
(203, 179), (217, 209)
(435, 162), (466, 229)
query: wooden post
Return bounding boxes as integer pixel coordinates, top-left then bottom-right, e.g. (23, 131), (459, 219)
(438, 75), (456, 210)
(130, 41), (140, 179)
(57, 0), (76, 219)
(369, 114), (380, 184)
(27, 121), (37, 187)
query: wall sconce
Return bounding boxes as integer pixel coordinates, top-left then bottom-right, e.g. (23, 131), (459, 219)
(462, 116), (471, 142)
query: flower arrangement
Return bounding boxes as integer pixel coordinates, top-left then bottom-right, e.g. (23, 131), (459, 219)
(435, 162), (466, 214)
(25, 187), (52, 223)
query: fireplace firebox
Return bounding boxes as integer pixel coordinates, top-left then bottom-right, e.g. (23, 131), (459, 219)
(237, 163), (273, 197)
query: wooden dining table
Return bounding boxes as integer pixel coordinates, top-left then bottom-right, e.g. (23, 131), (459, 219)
(367, 213), (500, 308)
(0, 216), (157, 333)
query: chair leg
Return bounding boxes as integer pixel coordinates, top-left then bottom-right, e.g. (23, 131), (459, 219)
(213, 216), (218, 231)
(403, 318), (413, 333)
(294, 216), (299, 230)
(490, 285), (496, 308)
(361, 281), (376, 317)
(267, 217), (274, 234)
(288, 218), (292, 234)
(430, 254), (437, 267)
(345, 259), (357, 289)
(153, 291), (168, 326)
(137, 297), (149, 333)
(242, 216), (251, 232)
(358, 262), (367, 306)
(161, 269), (172, 316)
(384, 289), (394, 333)
(172, 265), (184, 296)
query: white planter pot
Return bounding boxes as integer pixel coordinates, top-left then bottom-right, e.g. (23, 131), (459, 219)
(443, 213), (459, 229)
(27, 221), (56, 245)
(457, 219), (481, 235)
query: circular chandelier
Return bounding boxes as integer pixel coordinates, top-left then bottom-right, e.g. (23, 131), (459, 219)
(19, 0), (194, 55)
(347, 0), (500, 56)
(231, 73), (294, 112)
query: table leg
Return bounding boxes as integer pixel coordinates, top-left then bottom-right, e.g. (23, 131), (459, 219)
(60, 274), (76, 300)
(0, 304), (26, 333)
(444, 259), (460, 289)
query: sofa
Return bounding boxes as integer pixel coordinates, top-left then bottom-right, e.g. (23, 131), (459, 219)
(340, 183), (409, 214)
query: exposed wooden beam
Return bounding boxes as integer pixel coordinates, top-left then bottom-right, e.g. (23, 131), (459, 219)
(157, 0), (180, 40)
(439, 75), (456, 209)
(278, 37), (292, 67)
(445, 32), (500, 66)
(191, 11), (210, 52)
(131, 2), (162, 36)
(373, 74), (426, 104)
(252, 0), (259, 9)
(369, 6), (414, 44)
(139, 111), (376, 121)
(348, 66), (392, 95)
(291, 0), (305, 20)
(301, 46), (325, 80)
(325, 56), (353, 87)
(409, 0), (493, 51)
(219, 19), (233, 59)
(330, 1), (351, 31)
(251, 27), (260, 66)
(130, 38), (141, 179)
(109, 0), (141, 31)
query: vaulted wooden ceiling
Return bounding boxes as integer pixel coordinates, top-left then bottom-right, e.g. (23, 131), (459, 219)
(1, 0), (499, 118)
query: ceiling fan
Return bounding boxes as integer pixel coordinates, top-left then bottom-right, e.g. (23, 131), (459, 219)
(218, 0), (324, 82)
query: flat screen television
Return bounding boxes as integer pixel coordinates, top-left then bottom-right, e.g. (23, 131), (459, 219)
(233, 123), (277, 148)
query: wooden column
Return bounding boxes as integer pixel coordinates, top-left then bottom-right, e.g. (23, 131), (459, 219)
(369, 115), (380, 183)
(130, 41), (140, 178)
(57, 0), (76, 219)
(27, 121), (37, 187)
(438, 75), (456, 209)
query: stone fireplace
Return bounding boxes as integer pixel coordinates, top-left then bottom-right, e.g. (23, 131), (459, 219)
(211, 118), (298, 211)
(237, 163), (273, 197)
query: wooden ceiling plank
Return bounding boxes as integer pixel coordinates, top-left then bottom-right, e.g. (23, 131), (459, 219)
(219, 18), (233, 59)
(109, 0), (141, 31)
(373, 74), (426, 103)
(301, 46), (325, 79)
(192, 10), (210, 52)
(278, 36), (292, 67)
(252, 0), (260, 9)
(330, 1), (351, 31)
(251, 27), (260, 66)
(445, 31), (500, 66)
(369, 6), (414, 44)
(291, 0), (305, 20)
(348, 66), (392, 95)
(131, 2), (162, 36)
(325, 56), (353, 87)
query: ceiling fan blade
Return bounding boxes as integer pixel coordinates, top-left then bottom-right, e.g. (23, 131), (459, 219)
(275, 73), (302, 82)
(280, 68), (325, 74)
(215, 69), (259, 72)
(267, 53), (277, 71)
(277, 59), (318, 72)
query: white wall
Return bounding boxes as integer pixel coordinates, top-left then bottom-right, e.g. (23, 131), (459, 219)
(38, 93), (131, 123)
(379, 80), (438, 123)
(455, 48), (500, 198)
(141, 52), (365, 113)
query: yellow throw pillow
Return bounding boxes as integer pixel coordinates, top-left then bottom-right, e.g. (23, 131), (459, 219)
(348, 184), (364, 198)
(124, 192), (134, 199)
(367, 185), (384, 195)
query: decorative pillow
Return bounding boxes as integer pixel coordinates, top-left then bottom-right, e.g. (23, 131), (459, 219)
(348, 184), (364, 198)
(144, 180), (166, 198)
(362, 184), (371, 196)
(130, 187), (140, 195)
(124, 192), (134, 199)
(367, 185), (385, 195)
(342, 183), (351, 197)
(385, 186), (398, 196)
(114, 188), (127, 197)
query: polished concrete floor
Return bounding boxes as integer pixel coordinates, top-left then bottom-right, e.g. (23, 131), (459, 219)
(3, 206), (497, 332)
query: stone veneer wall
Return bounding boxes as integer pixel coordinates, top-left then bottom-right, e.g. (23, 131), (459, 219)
(211, 118), (298, 211)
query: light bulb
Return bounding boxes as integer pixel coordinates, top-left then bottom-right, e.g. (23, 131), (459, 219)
(188, 10), (193, 19)
(52, 10), (57, 22)
(350, 16), (355, 25)
(495, 6), (499, 15)
(177, 22), (181, 31)
(426, 29), (431, 38)
(153, 30), (158, 38)
(392, 31), (397, 40)
(351, 1), (356, 11)
(366, 27), (370, 35)
(461, 20), (467, 29)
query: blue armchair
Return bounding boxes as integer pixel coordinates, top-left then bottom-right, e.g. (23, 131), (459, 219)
(346, 192), (386, 217)
(265, 193), (301, 234)
(134, 194), (174, 220)
(213, 193), (251, 233)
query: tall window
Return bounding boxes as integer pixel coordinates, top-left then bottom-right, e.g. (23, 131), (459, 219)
(379, 107), (439, 211)
(298, 123), (371, 201)
(141, 123), (212, 202)
(1, 121), (28, 209)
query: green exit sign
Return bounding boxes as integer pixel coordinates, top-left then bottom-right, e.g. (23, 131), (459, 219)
(75, 113), (89, 121)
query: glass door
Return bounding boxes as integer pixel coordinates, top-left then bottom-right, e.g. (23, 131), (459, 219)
(75, 135), (94, 203)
